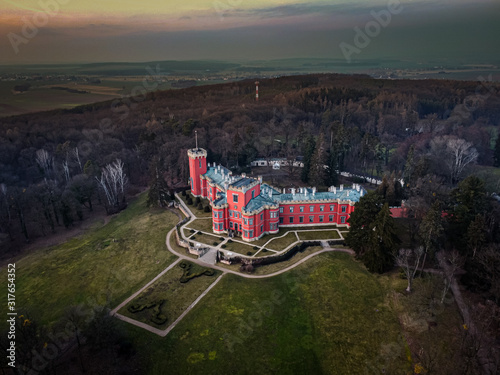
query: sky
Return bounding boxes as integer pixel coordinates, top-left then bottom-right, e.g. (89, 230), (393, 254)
(0, 0), (499, 64)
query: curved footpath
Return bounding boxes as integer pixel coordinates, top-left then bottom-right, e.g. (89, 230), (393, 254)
(165, 227), (354, 279)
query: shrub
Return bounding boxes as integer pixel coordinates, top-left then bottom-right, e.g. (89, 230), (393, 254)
(128, 302), (156, 313)
(253, 246), (259, 250)
(191, 236), (196, 240)
(190, 229), (195, 233)
(204, 205), (211, 213)
(179, 261), (216, 283)
(247, 251), (253, 256)
(213, 242), (218, 246)
(186, 197), (193, 205)
(219, 237), (224, 241)
(228, 239), (233, 243)
(221, 244), (227, 248)
(262, 249), (268, 253)
(195, 197), (201, 205)
(181, 190), (187, 196)
(197, 203), (203, 210)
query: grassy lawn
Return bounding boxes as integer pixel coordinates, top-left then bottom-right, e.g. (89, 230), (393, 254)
(264, 232), (298, 251)
(120, 260), (222, 329)
(0, 193), (179, 326)
(254, 248), (276, 257)
(178, 191), (212, 218)
(222, 240), (259, 256)
(190, 233), (221, 247)
(252, 246), (325, 275)
(186, 219), (214, 233)
(298, 230), (341, 241)
(130, 252), (410, 374)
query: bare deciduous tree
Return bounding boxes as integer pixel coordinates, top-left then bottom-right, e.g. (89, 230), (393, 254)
(396, 246), (424, 293)
(95, 159), (128, 212)
(35, 149), (53, 175)
(430, 136), (478, 183)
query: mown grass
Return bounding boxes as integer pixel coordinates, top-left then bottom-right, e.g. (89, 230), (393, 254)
(252, 246), (325, 275)
(186, 219), (214, 233)
(129, 252), (409, 374)
(120, 261), (222, 329)
(264, 232), (298, 251)
(178, 191), (212, 218)
(222, 240), (259, 256)
(298, 230), (341, 241)
(0, 193), (178, 326)
(189, 233), (221, 247)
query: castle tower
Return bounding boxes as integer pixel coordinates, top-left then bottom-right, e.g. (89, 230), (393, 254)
(187, 147), (207, 197)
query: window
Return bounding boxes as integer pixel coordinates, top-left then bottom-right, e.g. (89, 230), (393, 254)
(290, 207), (294, 213)
(289, 217), (294, 224)
(330, 205), (334, 211)
(199, 160), (201, 169)
(249, 219), (253, 225)
(244, 218), (248, 225)
(261, 213), (263, 220)
(309, 216), (314, 223)
(249, 230), (253, 238)
(244, 230), (248, 237)
(341, 216), (346, 224)
(252, 191), (255, 198)
(320, 206), (324, 212)
(230, 222), (233, 229)
(342, 205), (346, 213)
(229, 210), (233, 218)
(261, 225), (263, 233)
(234, 205), (238, 210)
(233, 194), (239, 203)
(329, 215), (333, 222)
(299, 216), (304, 223)
(210, 187), (212, 194)
(300, 206), (304, 212)
(280, 207), (284, 213)
(310, 206), (314, 212)
(319, 216), (324, 223)
(279, 217), (284, 224)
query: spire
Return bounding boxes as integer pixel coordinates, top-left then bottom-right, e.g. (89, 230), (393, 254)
(195, 130), (198, 149)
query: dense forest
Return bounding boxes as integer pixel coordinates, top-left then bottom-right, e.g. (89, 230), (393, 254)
(1, 73), (499, 253)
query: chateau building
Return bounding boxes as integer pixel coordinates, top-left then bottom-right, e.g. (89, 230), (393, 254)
(188, 147), (365, 242)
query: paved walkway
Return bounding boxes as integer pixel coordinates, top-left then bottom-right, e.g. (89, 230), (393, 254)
(112, 273), (225, 337)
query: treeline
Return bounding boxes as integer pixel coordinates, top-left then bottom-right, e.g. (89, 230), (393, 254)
(0, 73), (499, 251)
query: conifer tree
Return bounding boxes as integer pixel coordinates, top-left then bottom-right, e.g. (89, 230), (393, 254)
(147, 158), (170, 208)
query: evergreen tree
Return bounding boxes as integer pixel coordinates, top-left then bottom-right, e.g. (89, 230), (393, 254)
(418, 201), (444, 270)
(403, 145), (415, 188)
(448, 176), (489, 252)
(367, 203), (400, 273)
(301, 135), (316, 183)
(345, 191), (384, 258)
(309, 134), (328, 186)
(494, 134), (500, 167)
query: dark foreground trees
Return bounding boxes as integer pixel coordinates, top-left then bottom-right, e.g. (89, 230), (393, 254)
(346, 192), (400, 273)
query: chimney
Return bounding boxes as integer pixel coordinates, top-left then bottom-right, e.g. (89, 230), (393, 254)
(347, 191), (350, 197)
(292, 188), (296, 196)
(269, 190), (272, 198)
(333, 187), (337, 194)
(258, 176), (263, 184)
(312, 187), (316, 196)
(340, 184), (344, 191)
(360, 190), (364, 197)
(283, 188), (286, 194)
(242, 173), (246, 178)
